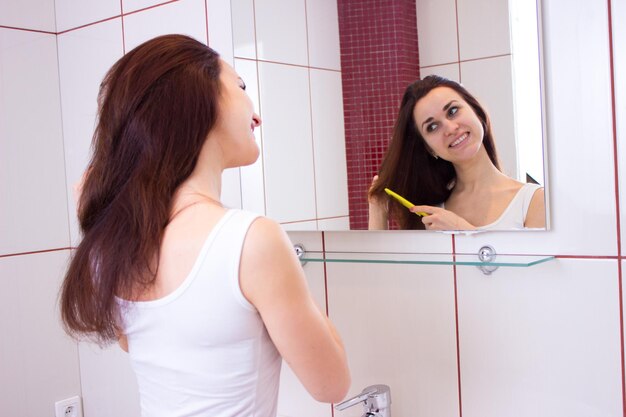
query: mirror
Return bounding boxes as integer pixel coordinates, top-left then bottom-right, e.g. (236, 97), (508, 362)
(229, 0), (547, 231)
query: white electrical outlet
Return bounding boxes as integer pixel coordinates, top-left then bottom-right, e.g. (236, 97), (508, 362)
(55, 396), (83, 417)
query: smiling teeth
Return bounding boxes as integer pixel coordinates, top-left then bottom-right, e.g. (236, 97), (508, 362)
(450, 133), (468, 147)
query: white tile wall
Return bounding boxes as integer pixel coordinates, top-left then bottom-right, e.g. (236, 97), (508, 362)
(206, 0), (234, 64)
(305, 0), (341, 70)
(455, 0), (616, 256)
(415, 0), (458, 67)
(460, 56), (517, 179)
(310, 69), (349, 220)
(57, 19), (124, 245)
(123, 0), (172, 14)
(615, 0), (626, 255)
(123, 0), (208, 51)
(55, 0), (120, 33)
(0, 251), (81, 416)
(0, 0), (56, 32)
(0, 29), (70, 255)
(232, 0), (257, 60)
(457, 259), (622, 416)
(456, 0), (511, 61)
(327, 262), (460, 417)
(254, 0), (308, 66)
(79, 343), (140, 417)
(258, 61), (316, 223)
(235, 58), (266, 215)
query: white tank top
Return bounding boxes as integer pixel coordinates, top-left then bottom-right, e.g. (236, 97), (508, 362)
(479, 183), (543, 230)
(118, 209), (281, 417)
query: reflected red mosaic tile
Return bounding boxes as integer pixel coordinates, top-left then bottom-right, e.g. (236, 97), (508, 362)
(337, 0), (419, 229)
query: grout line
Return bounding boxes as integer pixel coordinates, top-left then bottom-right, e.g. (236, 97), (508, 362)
(56, 15), (122, 35)
(321, 230), (333, 417)
(123, 0), (180, 17)
(419, 53), (513, 70)
(120, 0), (126, 54)
(249, 0), (268, 216)
(451, 234), (463, 417)
(301, 0), (320, 227)
(454, 0), (462, 81)
(233, 56), (341, 73)
(204, 0), (209, 45)
(53, 24), (74, 250)
(0, 25), (56, 35)
(0, 248), (73, 259)
(605, 0), (625, 414)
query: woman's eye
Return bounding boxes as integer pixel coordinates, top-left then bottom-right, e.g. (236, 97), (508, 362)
(239, 81), (247, 91)
(426, 123), (438, 132)
(448, 106), (459, 117)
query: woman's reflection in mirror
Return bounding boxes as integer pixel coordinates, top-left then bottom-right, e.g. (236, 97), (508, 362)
(368, 75), (545, 231)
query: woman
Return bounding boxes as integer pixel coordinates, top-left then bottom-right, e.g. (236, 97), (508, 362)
(369, 75), (545, 230)
(60, 34), (350, 416)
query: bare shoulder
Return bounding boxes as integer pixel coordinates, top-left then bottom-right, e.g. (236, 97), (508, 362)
(524, 187), (546, 228)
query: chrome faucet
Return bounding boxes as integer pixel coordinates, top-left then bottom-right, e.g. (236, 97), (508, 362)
(335, 384), (391, 417)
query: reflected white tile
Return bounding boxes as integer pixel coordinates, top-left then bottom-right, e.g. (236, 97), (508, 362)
(235, 58), (265, 215)
(231, 0), (256, 59)
(328, 262), (460, 417)
(457, 259), (622, 416)
(455, 0), (616, 256)
(206, 0), (234, 64)
(419, 63), (460, 82)
(317, 216), (350, 231)
(258, 61), (316, 223)
(0, 251), (81, 416)
(79, 342), (140, 417)
(0, 0), (56, 32)
(221, 168), (243, 209)
(55, 0), (120, 32)
(460, 56), (516, 179)
(310, 69), (349, 220)
(306, 0), (341, 70)
(123, 0), (208, 51)
(416, 0), (458, 67)
(457, 0), (511, 60)
(0, 29), (70, 255)
(254, 0), (308, 65)
(614, 0), (626, 256)
(57, 19), (125, 246)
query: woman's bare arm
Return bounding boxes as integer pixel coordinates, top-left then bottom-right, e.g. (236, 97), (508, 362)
(240, 217), (350, 403)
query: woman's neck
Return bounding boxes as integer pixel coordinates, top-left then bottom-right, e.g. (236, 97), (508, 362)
(452, 148), (505, 193)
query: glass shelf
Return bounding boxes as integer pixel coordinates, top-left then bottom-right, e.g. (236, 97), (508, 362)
(299, 251), (555, 268)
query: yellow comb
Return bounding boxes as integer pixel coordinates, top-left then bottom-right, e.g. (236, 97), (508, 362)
(384, 188), (428, 217)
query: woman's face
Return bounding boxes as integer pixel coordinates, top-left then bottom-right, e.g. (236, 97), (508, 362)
(213, 60), (262, 168)
(413, 86), (484, 164)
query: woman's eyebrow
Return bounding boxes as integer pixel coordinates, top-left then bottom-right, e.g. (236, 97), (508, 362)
(421, 100), (459, 128)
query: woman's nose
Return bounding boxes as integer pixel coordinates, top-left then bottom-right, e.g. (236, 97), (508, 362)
(252, 113), (262, 127)
(444, 119), (459, 135)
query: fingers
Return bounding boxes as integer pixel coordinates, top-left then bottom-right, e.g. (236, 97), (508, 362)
(410, 205), (436, 217)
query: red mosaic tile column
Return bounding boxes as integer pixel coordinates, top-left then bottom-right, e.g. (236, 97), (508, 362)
(337, 0), (420, 229)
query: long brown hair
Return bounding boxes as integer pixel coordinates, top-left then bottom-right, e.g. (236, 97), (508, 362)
(60, 35), (222, 344)
(370, 75), (500, 229)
